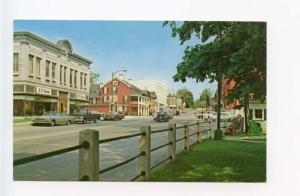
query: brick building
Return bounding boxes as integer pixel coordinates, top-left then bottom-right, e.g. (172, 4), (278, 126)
(221, 78), (239, 109)
(88, 78), (152, 116)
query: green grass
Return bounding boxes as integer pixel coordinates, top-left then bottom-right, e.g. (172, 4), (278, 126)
(13, 117), (32, 124)
(149, 140), (266, 182)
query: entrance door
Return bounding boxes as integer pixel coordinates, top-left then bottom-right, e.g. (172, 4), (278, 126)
(58, 92), (68, 113)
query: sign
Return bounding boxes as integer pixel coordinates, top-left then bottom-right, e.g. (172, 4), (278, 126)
(36, 87), (52, 95)
(77, 94), (86, 100)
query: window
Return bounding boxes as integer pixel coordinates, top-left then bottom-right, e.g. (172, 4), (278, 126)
(13, 53), (19, 72)
(113, 81), (118, 86)
(255, 109), (262, 119)
(51, 63), (56, 79)
(28, 55), (34, 75)
(104, 87), (107, 94)
(74, 70), (78, 86)
(80, 72), (83, 88)
(46, 60), (50, 77)
(264, 109), (266, 120)
(70, 69), (73, 85)
(124, 96), (128, 103)
(84, 74), (87, 86)
(64, 67), (67, 84)
(60, 65), (63, 83)
(36, 57), (41, 76)
(112, 86), (117, 94)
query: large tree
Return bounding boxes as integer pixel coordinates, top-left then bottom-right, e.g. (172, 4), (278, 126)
(164, 21), (266, 136)
(176, 88), (194, 108)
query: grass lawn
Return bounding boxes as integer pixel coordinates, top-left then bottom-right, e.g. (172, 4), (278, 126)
(149, 140), (266, 182)
(13, 117), (32, 124)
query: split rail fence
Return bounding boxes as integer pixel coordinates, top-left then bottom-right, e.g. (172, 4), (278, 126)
(14, 120), (226, 181)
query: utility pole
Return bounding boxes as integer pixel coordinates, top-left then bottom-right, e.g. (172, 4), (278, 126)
(214, 77), (223, 140)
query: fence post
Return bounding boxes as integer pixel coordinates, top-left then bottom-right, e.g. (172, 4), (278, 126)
(79, 129), (99, 181)
(197, 121), (201, 143)
(208, 120), (213, 139)
(138, 125), (151, 181)
(168, 123), (176, 161)
(184, 122), (190, 152)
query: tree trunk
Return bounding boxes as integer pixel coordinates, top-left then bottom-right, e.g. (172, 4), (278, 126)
(214, 78), (222, 140)
(244, 96), (249, 133)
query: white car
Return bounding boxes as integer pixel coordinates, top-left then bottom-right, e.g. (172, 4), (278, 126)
(210, 112), (233, 122)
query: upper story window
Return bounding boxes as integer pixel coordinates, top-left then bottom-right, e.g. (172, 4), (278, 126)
(28, 54), (34, 75)
(113, 81), (118, 86)
(112, 86), (117, 94)
(36, 57), (41, 76)
(46, 60), (50, 78)
(51, 63), (56, 79)
(64, 66), (67, 84)
(84, 74), (87, 87)
(104, 87), (108, 94)
(74, 70), (78, 86)
(124, 96), (128, 103)
(13, 53), (19, 72)
(70, 69), (73, 85)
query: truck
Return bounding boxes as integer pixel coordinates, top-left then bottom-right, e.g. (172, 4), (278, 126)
(70, 108), (101, 124)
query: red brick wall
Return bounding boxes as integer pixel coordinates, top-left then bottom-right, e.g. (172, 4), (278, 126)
(221, 79), (238, 109)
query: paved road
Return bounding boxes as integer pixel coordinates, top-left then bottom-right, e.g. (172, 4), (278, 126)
(14, 110), (219, 181)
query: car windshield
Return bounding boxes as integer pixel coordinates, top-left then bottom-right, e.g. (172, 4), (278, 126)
(43, 111), (59, 116)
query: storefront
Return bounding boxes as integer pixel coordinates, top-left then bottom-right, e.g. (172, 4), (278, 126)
(13, 95), (58, 116)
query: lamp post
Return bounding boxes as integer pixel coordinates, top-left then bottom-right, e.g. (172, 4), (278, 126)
(111, 69), (127, 112)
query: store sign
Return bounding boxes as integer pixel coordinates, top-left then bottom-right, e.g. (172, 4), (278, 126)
(36, 87), (52, 95)
(77, 94), (86, 100)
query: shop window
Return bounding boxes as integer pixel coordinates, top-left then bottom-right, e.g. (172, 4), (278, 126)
(255, 109), (263, 119)
(13, 53), (19, 72)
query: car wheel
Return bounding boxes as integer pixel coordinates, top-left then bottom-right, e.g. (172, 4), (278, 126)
(66, 120), (71, 125)
(50, 120), (55, 127)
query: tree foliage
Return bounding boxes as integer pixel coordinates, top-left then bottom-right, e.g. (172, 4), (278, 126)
(176, 88), (194, 108)
(90, 71), (100, 85)
(164, 21), (266, 102)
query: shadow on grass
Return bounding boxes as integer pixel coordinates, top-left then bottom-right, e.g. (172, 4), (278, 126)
(149, 140), (266, 182)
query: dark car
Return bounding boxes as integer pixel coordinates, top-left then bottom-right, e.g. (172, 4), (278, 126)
(103, 111), (124, 120)
(155, 112), (169, 122)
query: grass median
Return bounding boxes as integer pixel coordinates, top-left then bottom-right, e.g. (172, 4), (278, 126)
(149, 139), (266, 182)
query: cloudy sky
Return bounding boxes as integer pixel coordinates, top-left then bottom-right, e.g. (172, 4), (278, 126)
(14, 20), (217, 99)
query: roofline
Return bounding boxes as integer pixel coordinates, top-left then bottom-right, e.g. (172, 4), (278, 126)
(14, 31), (93, 65)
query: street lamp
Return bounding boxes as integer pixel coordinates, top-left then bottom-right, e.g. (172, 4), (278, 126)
(111, 69), (127, 112)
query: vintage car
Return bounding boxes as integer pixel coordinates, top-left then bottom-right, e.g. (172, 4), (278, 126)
(32, 111), (75, 126)
(155, 111), (170, 122)
(103, 111), (124, 121)
(69, 108), (101, 124)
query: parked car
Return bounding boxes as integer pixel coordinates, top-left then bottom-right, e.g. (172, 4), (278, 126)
(69, 108), (101, 124)
(155, 112), (170, 122)
(32, 111), (75, 126)
(210, 112), (233, 122)
(103, 111), (124, 121)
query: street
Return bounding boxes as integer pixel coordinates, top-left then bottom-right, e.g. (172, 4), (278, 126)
(14, 110), (217, 181)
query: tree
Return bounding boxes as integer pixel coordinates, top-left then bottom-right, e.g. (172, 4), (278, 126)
(90, 71), (100, 85)
(164, 21), (266, 137)
(199, 89), (213, 110)
(176, 88), (194, 108)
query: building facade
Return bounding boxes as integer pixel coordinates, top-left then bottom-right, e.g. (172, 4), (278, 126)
(221, 78), (239, 109)
(167, 93), (182, 110)
(89, 78), (152, 116)
(127, 79), (169, 110)
(13, 32), (92, 116)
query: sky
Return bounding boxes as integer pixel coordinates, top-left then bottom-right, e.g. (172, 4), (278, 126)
(14, 20), (217, 99)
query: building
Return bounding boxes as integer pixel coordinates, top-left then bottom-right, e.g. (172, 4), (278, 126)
(13, 32), (92, 116)
(221, 78), (239, 109)
(127, 79), (169, 110)
(167, 93), (182, 110)
(90, 78), (152, 116)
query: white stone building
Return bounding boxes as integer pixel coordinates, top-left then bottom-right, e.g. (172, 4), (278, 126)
(13, 32), (92, 116)
(127, 79), (169, 110)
